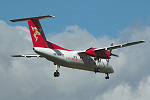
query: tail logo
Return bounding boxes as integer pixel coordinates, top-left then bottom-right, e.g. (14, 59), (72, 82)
(31, 26), (41, 42)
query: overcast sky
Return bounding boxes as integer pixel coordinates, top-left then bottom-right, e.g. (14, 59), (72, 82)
(0, 0), (150, 100)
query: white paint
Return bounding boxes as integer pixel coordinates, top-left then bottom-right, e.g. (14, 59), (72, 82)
(33, 47), (114, 73)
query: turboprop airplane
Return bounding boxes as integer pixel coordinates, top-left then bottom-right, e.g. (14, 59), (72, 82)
(10, 15), (145, 79)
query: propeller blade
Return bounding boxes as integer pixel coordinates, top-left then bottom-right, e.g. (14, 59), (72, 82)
(111, 42), (113, 46)
(110, 53), (119, 57)
(107, 43), (114, 65)
(110, 42), (113, 53)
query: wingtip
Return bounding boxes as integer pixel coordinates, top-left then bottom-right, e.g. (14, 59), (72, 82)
(142, 40), (145, 43)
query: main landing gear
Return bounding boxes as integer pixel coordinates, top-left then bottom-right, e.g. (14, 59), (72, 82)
(105, 73), (109, 79)
(54, 65), (60, 77)
(94, 67), (109, 79)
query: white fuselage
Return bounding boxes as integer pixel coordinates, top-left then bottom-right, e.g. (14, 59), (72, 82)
(33, 47), (114, 73)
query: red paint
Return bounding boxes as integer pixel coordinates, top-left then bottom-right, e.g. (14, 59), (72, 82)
(28, 19), (72, 51)
(79, 59), (83, 62)
(47, 41), (72, 51)
(28, 20), (49, 48)
(85, 48), (111, 59)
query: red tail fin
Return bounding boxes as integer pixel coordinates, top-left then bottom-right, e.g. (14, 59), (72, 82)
(10, 15), (72, 51)
(28, 19), (49, 48)
(10, 15), (55, 48)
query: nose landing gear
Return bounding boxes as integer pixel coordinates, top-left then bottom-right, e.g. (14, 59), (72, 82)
(54, 65), (60, 77)
(105, 73), (109, 79)
(54, 71), (60, 77)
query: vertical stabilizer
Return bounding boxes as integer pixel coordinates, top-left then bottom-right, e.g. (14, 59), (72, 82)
(10, 15), (72, 51)
(10, 15), (55, 48)
(28, 19), (48, 48)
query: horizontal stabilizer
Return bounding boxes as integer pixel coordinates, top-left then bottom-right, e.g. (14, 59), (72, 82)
(11, 54), (43, 58)
(10, 15), (55, 22)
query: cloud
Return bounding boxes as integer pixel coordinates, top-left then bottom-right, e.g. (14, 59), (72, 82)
(98, 76), (150, 100)
(0, 19), (150, 100)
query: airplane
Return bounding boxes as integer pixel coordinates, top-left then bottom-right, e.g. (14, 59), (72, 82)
(10, 15), (145, 79)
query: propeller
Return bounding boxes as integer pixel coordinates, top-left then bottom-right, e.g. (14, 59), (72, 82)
(110, 53), (119, 57)
(109, 43), (119, 57)
(107, 42), (119, 64)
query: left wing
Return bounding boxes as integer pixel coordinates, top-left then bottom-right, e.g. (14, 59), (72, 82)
(11, 54), (43, 58)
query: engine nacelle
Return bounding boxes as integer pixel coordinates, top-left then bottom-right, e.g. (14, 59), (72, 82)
(85, 48), (111, 59)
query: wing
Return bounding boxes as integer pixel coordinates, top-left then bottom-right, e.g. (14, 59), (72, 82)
(78, 40), (145, 56)
(11, 54), (43, 58)
(93, 40), (145, 51)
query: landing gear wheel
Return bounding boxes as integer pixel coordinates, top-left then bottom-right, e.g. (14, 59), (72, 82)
(54, 71), (60, 77)
(105, 76), (109, 79)
(105, 73), (109, 79)
(54, 65), (60, 77)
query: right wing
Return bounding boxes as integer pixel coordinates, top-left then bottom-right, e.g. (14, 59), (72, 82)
(93, 40), (145, 51)
(77, 40), (145, 59)
(11, 54), (43, 58)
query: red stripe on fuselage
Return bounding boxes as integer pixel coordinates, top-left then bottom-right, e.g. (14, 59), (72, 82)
(47, 41), (72, 51)
(28, 20), (72, 51)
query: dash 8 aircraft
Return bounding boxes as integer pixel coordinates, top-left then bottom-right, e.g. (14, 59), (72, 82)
(10, 15), (145, 79)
